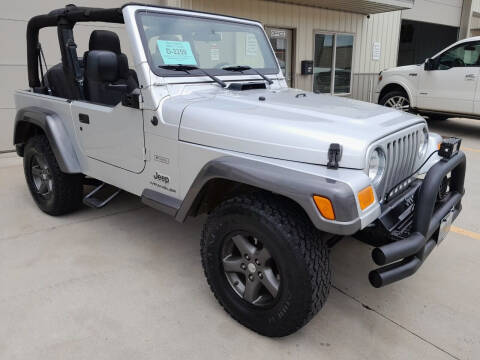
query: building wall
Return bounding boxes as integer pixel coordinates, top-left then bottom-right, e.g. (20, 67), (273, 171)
(182, 0), (402, 102)
(401, 0), (463, 27)
(473, 0), (480, 13)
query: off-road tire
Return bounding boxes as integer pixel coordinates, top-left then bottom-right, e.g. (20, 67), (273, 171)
(201, 193), (331, 337)
(23, 135), (83, 215)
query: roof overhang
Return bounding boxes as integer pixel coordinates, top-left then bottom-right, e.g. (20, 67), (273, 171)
(263, 0), (414, 15)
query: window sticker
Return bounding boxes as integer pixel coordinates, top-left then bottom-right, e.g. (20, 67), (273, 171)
(210, 45), (220, 61)
(245, 33), (258, 56)
(156, 40), (197, 65)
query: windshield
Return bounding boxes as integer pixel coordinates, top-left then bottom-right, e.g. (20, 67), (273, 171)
(136, 11), (279, 77)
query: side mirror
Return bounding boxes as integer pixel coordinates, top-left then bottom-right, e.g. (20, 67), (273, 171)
(86, 50), (119, 82)
(424, 58), (436, 71)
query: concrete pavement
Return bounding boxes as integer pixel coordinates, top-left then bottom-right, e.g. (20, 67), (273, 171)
(1, 118), (480, 360)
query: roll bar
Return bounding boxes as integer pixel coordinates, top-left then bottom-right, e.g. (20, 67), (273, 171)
(26, 4), (124, 88)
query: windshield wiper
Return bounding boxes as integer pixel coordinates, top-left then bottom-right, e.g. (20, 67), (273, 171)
(159, 64), (226, 87)
(222, 65), (273, 85)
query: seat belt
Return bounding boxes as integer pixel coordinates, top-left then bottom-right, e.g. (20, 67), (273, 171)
(37, 42), (51, 95)
(66, 39), (85, 99)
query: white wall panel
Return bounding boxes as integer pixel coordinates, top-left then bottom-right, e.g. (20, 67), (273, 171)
(401, 0), (462, 28)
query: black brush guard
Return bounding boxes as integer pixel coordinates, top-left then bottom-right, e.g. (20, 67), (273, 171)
(369, 151), (466, 288)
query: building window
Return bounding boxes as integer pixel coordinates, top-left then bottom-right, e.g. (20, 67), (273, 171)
(313, 32), (354, 95)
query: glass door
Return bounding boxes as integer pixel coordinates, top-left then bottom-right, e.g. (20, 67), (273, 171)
(266, 27), (294, 87)
(313, 32), (354, 94)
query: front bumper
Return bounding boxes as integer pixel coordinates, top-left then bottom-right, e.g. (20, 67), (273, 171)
(368, 151), (466, 288)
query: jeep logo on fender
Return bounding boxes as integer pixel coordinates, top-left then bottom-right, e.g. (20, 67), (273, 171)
(153, 172), (170, 184)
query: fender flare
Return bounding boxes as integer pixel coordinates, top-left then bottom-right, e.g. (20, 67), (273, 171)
(167, 156), (364, 235)
(14, 106), (82, 173)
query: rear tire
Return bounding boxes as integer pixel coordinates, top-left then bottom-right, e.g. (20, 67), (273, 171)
(428, 114), (449, 121)
(23, 135), (83, 215)
(201, 193), (331, 337)
(379, 89), (411, 112)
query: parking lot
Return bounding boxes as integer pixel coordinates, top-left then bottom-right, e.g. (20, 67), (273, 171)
(0, 117), (479, 360)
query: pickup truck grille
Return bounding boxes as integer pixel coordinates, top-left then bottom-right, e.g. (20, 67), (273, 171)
(375, 126), (424, 201)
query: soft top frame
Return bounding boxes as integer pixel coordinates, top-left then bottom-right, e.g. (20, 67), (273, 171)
(27, 4), (124, 88)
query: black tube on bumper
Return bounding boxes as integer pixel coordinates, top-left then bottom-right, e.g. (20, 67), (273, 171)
(369, 151), (466, 288)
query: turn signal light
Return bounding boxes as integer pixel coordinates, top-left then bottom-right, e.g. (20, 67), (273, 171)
(313, 195), (335, 220)
(358, 186), (375, 210)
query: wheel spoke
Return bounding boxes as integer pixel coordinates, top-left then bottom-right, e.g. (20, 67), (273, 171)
(255, 247), (272, 264)
(261, 268), (280, 298)
(38, 181), (48, 194)
(243, 278), (262, 303)
(35, 155), (48, 169)
(222, 256), (244, 273)
(232, 235), (256, 256)
(31, 166), (42, 177)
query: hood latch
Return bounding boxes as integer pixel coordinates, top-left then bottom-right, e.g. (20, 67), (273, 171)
(327, 143), (342, 169)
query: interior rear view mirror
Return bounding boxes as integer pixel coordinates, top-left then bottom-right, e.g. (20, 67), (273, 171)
(192, 31), (222, 42)
(465, 45), (476, 51)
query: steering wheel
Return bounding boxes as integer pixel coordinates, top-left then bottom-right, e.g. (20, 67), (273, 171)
(452, 58), (465, 67)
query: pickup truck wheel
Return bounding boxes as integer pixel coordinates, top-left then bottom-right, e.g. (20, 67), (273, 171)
(428, 114), (449, 121)
(23, 135), (83, 215)
(380, 90), (410, 112)
(201, 194), (331, 337)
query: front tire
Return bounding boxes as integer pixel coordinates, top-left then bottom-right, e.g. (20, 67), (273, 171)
(23, 135), (83, 215)
(201, 194), (331, 337)
(379, 90), (411, 112)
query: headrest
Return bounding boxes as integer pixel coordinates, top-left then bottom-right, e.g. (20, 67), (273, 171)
(85, 50), (118, 82)
(89, 30), (121, 54)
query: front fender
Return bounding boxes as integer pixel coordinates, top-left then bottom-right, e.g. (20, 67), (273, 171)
(175, 156), (378, 235)
(14, 106), (81, 173)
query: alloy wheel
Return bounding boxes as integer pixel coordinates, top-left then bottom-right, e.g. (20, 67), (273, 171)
(31, 154), (53, 197)
(222, 232), (281, 306)
(384, 95), (410, 111)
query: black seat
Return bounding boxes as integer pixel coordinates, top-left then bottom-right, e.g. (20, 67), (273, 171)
(44, 63), (70, 98)
(83, 30), (138, 105)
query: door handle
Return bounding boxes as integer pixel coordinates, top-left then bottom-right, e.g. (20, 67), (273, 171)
(79, 113), (90, 124)
(465, 74), (476, 80)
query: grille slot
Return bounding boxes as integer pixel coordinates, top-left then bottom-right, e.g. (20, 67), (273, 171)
(377, 128), (421, 201)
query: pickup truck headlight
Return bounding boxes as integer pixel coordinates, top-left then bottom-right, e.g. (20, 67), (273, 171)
(418, 127), (429, 158)
(368, 148), (386, 186)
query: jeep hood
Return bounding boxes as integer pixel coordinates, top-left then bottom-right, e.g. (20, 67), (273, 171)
(177, 87), (425, 169)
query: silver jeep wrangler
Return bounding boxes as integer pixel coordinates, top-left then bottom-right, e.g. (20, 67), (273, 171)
(14, 4), (466, 337)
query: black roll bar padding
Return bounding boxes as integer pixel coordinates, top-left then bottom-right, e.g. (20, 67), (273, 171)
(369, 151), (466, 287)
(26, 5), (124, 88)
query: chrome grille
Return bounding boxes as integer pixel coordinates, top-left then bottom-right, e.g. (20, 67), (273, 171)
(374, 126), (423, 201)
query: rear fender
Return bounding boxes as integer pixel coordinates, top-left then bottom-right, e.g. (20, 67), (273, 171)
(14, 106), (81, 173)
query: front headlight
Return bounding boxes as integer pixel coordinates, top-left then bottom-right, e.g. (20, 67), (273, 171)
(368, 148), (386, 186)
(418, 127), (429, 158)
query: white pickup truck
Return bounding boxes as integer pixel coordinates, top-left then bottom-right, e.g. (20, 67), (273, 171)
(376, 37), (480, 120)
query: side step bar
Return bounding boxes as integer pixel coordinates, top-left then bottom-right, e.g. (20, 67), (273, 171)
(83, 183), (121, 209)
